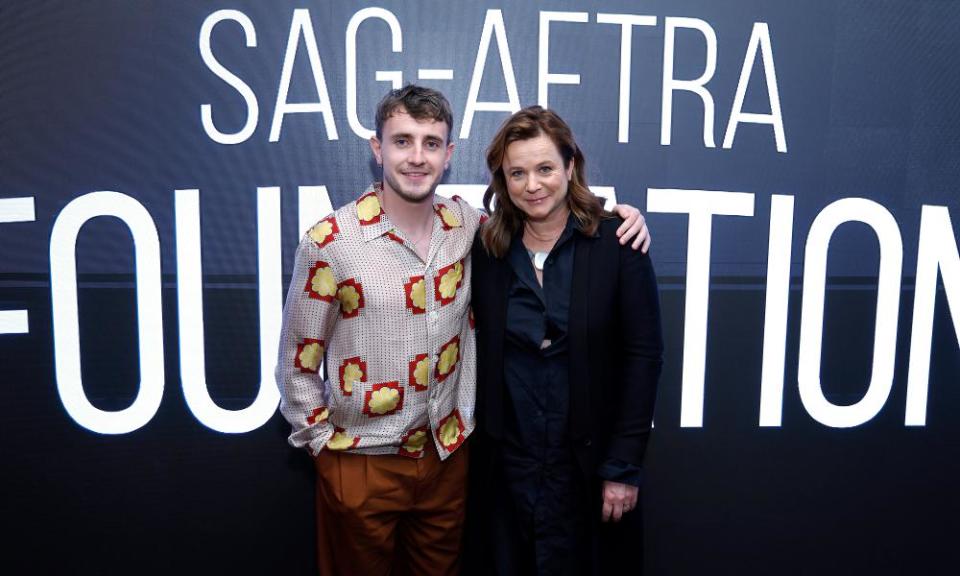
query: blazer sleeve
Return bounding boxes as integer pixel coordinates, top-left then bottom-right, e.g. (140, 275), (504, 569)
(604, 243), (664, 467)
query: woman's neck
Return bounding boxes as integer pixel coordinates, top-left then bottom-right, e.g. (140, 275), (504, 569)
(524, 208), (568, 240)
(522, 207), (569, 250)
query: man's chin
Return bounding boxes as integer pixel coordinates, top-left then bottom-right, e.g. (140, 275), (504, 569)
(382, 171), (441, 202)
(389, 183), (437, 204)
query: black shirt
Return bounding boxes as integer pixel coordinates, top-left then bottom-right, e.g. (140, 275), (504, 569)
(496, 215), (640, 575)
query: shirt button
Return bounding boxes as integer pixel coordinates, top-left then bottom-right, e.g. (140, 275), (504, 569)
(429, 311), (438, 321)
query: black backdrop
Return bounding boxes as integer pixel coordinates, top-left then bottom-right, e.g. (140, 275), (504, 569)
(2, 1), (959, 574)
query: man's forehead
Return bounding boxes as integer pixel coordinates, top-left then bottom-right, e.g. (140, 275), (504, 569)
(382, 108), (449, 137)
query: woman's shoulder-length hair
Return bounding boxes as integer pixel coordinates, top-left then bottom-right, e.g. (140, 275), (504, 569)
(480, 106), (606, 258)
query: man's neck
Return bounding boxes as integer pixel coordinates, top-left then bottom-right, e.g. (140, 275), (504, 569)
(379, 185), (435, 238)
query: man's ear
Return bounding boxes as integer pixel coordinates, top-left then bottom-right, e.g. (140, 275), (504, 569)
(370, 136), (383, 165)
(445, 142), (455, 170)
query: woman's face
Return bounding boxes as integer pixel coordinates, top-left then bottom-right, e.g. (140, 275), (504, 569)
(501, 134), (574, 224)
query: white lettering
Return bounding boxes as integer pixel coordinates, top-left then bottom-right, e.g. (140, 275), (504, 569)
(461, 9), (521, 139)
(905, 205), (960, 425)
(0, 197), (35, 334)
(538, 11), (589, 107)
(596, 13), (658, 143)
(175, 188), (282, 433)
(661, 17), (717, 148)
(270, 9), (338, 142)
(199, 10), (259, 145)
(50, 192), (164, 434)
(647, 188), (755, 427)
(758, 194), (795, 426)
(346, 8), (403, 140)
(798, 198), (902, 428)
(722, 23), (787, 153)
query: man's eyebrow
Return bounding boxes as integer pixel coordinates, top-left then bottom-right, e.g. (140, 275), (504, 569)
(390, 132), (446, 144)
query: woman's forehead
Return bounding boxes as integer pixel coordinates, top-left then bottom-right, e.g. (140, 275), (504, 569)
(503, 135), (562, 165)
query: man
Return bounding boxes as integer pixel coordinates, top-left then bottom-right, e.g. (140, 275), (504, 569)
(276, 85), (649, 575)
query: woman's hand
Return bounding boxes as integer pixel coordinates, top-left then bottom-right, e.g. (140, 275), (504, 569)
(612, 204), (651, 252)
(601, 480), (639, 522)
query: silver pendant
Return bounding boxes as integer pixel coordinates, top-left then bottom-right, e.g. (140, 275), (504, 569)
(532, 251), (548, 270)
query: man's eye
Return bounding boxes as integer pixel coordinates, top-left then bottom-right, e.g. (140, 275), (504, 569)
(426, 141), (440, 150)
(395, 138), (408, 146)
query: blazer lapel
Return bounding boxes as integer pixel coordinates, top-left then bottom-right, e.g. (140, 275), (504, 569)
(485, 255), (511, 439)
(568, 233), (593, 440)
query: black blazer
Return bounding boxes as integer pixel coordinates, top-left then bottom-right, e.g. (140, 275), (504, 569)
(470, 217), (663, 480)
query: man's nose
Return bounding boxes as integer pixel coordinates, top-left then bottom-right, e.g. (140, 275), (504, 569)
(409, 144), (425, 164)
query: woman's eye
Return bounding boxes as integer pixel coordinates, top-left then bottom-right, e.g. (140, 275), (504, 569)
(539, 166), (553, 174)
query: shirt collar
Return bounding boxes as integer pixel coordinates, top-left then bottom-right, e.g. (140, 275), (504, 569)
(571, 211), (601, 239)
(357, 182), (463, 244)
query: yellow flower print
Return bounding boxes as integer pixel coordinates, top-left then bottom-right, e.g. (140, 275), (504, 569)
(327, 430), (356, 451)
(356, 194), (382, 222)
(438, 262), (463, 299)
(338, 284), (361, 315)
(410, 278), (426, 310)
(307, 407), (328, 425)
(403, 430), (427, 453)
(408, 354), (429, 391)
(414, 357), (429, 387)
(369, 387), (400, 415)
(342, 362), (363, 394)
(438, 206), (460, 228)
(298, 342), (322, 372)
(405, 276), (426, 315)
(436, 410), (465, 451)
(439, 415), (461, 447)
(311, 266), (337, 299)
(338, 357), (365, 395)
(308, 220), (334, 245)
(437, 341), (459, 376)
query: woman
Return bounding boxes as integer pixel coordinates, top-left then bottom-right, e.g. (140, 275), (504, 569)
(468, 106), (664, 575)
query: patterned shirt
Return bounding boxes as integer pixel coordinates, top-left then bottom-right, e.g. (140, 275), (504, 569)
(277, 183), (480, 460)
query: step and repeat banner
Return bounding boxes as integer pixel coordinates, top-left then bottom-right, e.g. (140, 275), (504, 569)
(2, 1), (958, 574)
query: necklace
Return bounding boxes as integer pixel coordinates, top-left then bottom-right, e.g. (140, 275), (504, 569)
(522, 221), (563, 271)
(523, 221), (563, 245)
(527, 250), (549, 270)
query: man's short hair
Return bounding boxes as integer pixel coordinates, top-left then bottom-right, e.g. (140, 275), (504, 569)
(375, 84), (454, 143)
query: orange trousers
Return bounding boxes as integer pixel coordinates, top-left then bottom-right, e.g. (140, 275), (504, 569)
(313, 441), (468, 576)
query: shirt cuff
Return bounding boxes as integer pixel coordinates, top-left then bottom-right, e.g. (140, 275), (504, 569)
(597, 458), (643, 487)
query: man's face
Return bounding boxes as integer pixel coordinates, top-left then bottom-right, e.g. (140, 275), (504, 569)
(370, 108), (454, 204)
